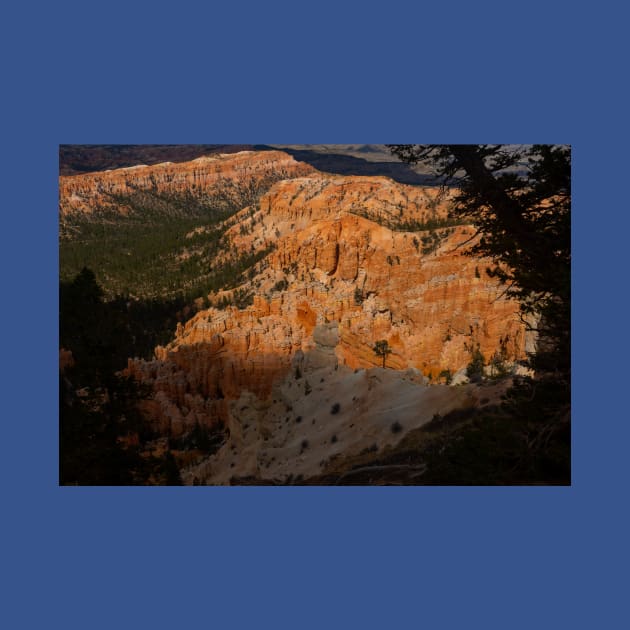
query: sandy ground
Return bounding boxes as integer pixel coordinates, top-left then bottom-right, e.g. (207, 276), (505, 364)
(181, 359), (493, 485)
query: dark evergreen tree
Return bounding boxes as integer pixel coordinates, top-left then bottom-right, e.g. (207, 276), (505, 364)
(387, 144), (570, 377)
(373, 339), (393, 368)
(387, 145), (571, 483)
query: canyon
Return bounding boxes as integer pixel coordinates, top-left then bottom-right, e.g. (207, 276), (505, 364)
(60, 149), (536, 484)
(59, 149), (314, 220)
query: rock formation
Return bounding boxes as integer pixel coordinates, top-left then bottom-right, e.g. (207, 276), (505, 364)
(122, 160), (535, 444)
(59, 150), (314, 219)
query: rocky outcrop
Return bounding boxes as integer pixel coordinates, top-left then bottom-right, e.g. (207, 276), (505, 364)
(124, 165), (534, 433)
(59, 150), (314, 218)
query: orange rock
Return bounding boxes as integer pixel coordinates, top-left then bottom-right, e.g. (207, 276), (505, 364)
(122, 160), (533, 430)
(59, 150), (314, 218)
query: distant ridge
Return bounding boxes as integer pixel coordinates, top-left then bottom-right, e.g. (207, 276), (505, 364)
(59, 144), (258, 176)
(60, 144), (440, 186)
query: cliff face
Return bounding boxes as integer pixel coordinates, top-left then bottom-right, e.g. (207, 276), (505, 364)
(59, 150), (314, 218)
(124, 164), (534, 435)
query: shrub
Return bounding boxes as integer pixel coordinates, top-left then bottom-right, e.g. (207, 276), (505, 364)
(233, 288), (254, 309)
(331, 434), (338, 444)
(272, 278), (288, 292)
(439, 369), (452, 385)
(391, 421), (403, 434)
(360, 443), (379, 455)
(489, 350), (510, 379)
(466, 346), (485, 383)
(330, 403), (341, 415)
(295, 415), (302, 423)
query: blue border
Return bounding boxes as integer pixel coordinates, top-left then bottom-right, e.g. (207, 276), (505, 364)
(3, 1), (627, 629)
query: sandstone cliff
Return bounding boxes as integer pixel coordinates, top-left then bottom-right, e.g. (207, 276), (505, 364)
(123, 161), (535, 442)
(59, 150), (314, 219)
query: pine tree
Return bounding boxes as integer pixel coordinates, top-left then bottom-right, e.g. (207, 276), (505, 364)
(373, 340), (392, 368)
